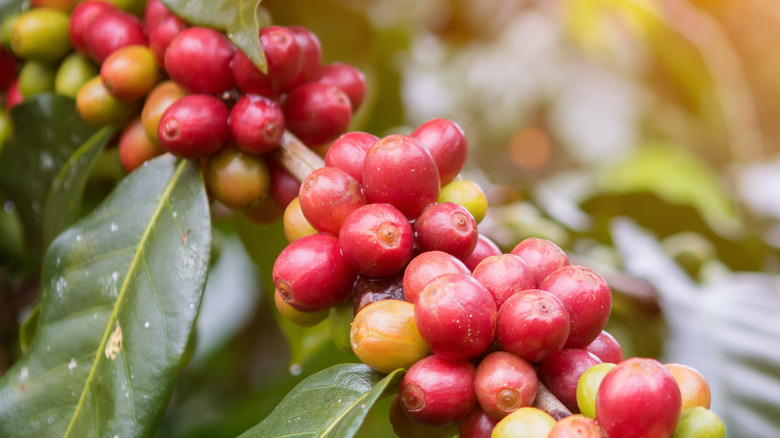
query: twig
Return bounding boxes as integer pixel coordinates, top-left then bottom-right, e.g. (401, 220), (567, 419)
(533, 381), (571, 420)
(272, 131), (325, 183)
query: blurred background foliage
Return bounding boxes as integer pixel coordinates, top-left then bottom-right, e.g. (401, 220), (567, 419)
(2, 0), (780, 436)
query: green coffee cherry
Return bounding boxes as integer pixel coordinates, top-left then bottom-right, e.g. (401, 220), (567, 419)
(76, 76), (139, 126)
(672, 407), (726, 438)
(1, 13), (19, 49)
(55, 53), (98, 98)
(105, 0), (146, 16)
(576, 362), (616, 418)
(18, 61), (56, 97)
(438, 179), (488, 223)
(0, 110), (12, 151)
(10, 8), (71, 62)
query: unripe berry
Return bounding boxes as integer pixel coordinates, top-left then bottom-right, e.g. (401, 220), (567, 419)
(101, 45), (159, 102)
(282, 197), (317, 243)
(438, 179), (488, 223)
(491, 407), (556, 438)
(204, 147), (270, 210)
(157, 94), (229, 158)
(141, 80), (186, 144)
(118, 116), (164, 173)
(664, 363), (711, 411)
(10, 8), (71, 62)
(55, 52), (98, 98)
(274, 288), (328, 328)
(165, 27), (236, 94)
(76, 76), (139, 125)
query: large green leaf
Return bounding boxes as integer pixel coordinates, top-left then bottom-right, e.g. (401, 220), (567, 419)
(240, 364), (404, 438)
(161, 0), (268, 73)
(0, 155), (211, 437)
(0, 94), (112, 258)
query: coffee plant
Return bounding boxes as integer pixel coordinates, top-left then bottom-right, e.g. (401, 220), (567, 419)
(1, 0), (779, 437)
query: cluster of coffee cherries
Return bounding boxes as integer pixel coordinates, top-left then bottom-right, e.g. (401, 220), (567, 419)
(1, 0), (366, 222)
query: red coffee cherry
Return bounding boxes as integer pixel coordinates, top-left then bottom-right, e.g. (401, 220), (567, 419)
(68, 1), (115, 55)
(472, 254), (535, 309)
(362, 135), (440, 219)
(314, 62), (367, 112)
(411, 118), (468, 185)
(402, 250), (470, 304)
(415, 273), (497, 360)
(283, 82), (352, 147)
(538, 348), (602, 413)
(165, 27), (236, 94)
(324, 131), (379, 184)
(118, 117), (164, 173)
(232, 25), (301, 97)
(144, 0), (172, 30)
(230, 94), (284, 154)
(459, 407), (498, 438)
(287, 25), (322, 88)
(462, 234), (502, 272)
(0, 48), (15, 92)
(400, 355), (477, 426)
(414, 202), (478, 260)
(511, 237), (569, 288)
(584, 330), (623, 364)
(157, 94), (229, 158)
(5, 79), (22, 111)
(83, 9), (146, 64)
(475, 351), (538, 421)
(268, 158), (300, 208)
(149, 14), (188, 68)
(298, 166), (366, 235)
(496, 289), (570, 363)
(272, 233), (357, 312)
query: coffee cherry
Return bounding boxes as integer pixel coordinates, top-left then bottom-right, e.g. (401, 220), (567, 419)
(1, 13), (20, 49)
(157, 94), (229, 158)
(415, 273), (496, 360)
(323, 131), (379, 184)
(352, 272), (405, 315)
(141, 80), (185, 144)
(229, 94), (284, 154)
(83, 9), (146, 63)
(149, 14), (188, 67)
(18, 61), (56, 97)
(390, 395), (459, 438)
(541, 265), (612, 348)
(68, 1), (115, 55)
(491, 407), (556, 438)
(584, 330), (623, 364)
(314, 62), (367, 112)
(283, 82), (352, 147)
(664, 363), (711, 411)
(165, 27), (236, 94)
(328, 300), (354, 354)
(548, 415), (605, 438)
(339, 203), (414, 277)
(511, 237), (569, 287)
(107, 0), (146, 16)
(414, 202), (478, 260)
(472, 254), (535, 309)
(144, 0), (171, 30)
(101, 45), (159, 102)
(0, 111), (11, 146)
(31, 0), (80, 12)
(539, 349), (602, 413)
(496, 289), (570, 363)
(272, 233), (357, 312)
(400, 355), (477, 426)
(274, 288), (328, 328)
(204, 147), (270, 209)
(282, 197), (318, 243)
(298, 166), (365, 235)
(438, 179), (488, 223)
(4, 79), (22, 111)
(55, 52), (98, 97)
(118, 116), (164, 173)
(287, 25), (322, 88)
(0, 48), (16, 92)
(474, 351), (537, 420)
(232, 25), (301, 96)
(576, 362), (616, 418)
(462, 234), (502, 272)
(350, 300), (430, 373)
(458, 407), (498, 438)
(76, 76), (139, 125)
(10, 8), (71, 62)
(672, 407), (725, 438)
(596, 357), (682, 438)
(363, 135), (440, 219)
(268, 158), (300, 208)
(411, 118), (468, 185)
(244, 195), (284, 224)
(402, 250), (470, 304)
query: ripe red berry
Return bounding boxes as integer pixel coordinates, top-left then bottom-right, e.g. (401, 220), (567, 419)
(165, 27), (236, 94)
(83, 9), (146, 64)
(472, 254), (535, 309)
(68, 1), (115, 55)
(474, 351), (538, 420)
(511, 237), (569, 287)
(157, 94), (229, 158)
(462, 234), (502, 272)
(232, 25), (301, 96)
(584, 330), (623, 364)
(414, 202), (478, 260)
(362, 135), (440, 219)
(459, 407), (498, 438)
(402, 251), (470, 304)
(230, 94), (284, 154)
(298, 166), (366, 235)
(538, 348), (602, 412)
(400, 355), (477, 426)
(287, 25), (322, 88)
(314, 62), (367, 112)
(283, 82), (352, 147)
(268, 158), (300, 208)
(411, 118), (468, 185)
(324, 131), (379, 184)
(496, 289), (570, 363)
(0, 48), (15, 92)
(272, 233), (357, 312)
(144, 0), (171, 30)
(149, 14), (188, 67)
(5, 79), (23, 111)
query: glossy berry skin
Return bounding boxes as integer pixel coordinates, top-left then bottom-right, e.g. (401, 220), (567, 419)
(664, 363), (711, 411)
(415, 273), (497, 360)
(463, 234), (502, 271)
(496, 289), (570, 363)
(411, 118), (468, 185)
(83, 9), (146, 64)
(538, 348), (602, 413)
(101, 45), (159, 102)
(584, 330), (623, 364)
(511, 237), (569, 287)
(324, 131), (379, 184)
(149, 14), (188, 67)
(144, 0), (171, 30)
(268, 158), (300, 208)
(459, 407), (498, 438)
(298, 166), (366, 235)
(0, 48), (16, 92)
(472, 254), (535, 309)
(596, 358), (682, 438)
(400, 356), (477, 427)
(76, 76), (139, 125)
(540, 265), (612, 348)
(274, 288), (327, 328)
(576, 362), (616, 419)
(315, 62), (367, 112)
(362, 135), (441, 219)
(414, 202), (478, 260)
(165, 27), (236, 94)
(55, 52), (98, 98)
(141, 80), (185, 144)
(547, 415), (605, 438)
(352, 272), (405, 315)
(474, 351), (537, 420)
(4, 80), (23, 111)
(232, 25), (301, 96)
(69, 1), (116, 54)
(491, 407), (556, 438)
(118, 116), (164, 173)
(283, 82), (352, 147)
(282, 197), (317, 243)
(287, 25), (322, 88)
(402, 251), (470, 304)
(339, 203), (414, 278)
(157, 94), (229, 158)
(230, 94), (284, 154)
(204, 147), (270, 209)
(10, 8), (71, 62)
(272, 233), (357, 312)
(438, 179), (488, 223)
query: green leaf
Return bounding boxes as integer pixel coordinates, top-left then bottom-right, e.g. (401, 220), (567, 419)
(18, 302), (40, 353)
(239, 364), (404, 438)
(0, 155), (211, 437)
(0, 0), (24, 20)
(0, 94), (110, 258)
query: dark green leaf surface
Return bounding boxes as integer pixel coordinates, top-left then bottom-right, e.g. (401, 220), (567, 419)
(161, 0), (268, 72)
(0, 0), (24, 19)
(0, 155), (211, 437)
(0, 95), (105, 257)
(239, 364), (404, 438)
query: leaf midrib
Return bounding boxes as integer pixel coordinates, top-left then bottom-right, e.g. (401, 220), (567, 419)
(62, 159), (189, 437)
